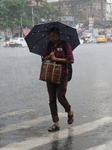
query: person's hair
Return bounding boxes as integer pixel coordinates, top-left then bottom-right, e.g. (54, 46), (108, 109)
(49, 27), (60, 36)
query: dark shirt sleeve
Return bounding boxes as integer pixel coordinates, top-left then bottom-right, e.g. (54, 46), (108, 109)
(65, 42), (74, 60)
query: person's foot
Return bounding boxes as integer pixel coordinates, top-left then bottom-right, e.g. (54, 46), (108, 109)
(68, 110), (73, 116)
(68, 110), (74, 124)
(48, 124), (60, 132)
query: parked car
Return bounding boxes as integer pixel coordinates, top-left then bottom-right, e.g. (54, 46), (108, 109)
(9, 38), (27, 47)
(96, 35), (107, 43)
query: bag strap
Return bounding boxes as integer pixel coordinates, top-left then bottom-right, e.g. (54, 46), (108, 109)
(61, 40), (67, 57)
(61, 41), (73, 82)
(47, 41), (53, 49)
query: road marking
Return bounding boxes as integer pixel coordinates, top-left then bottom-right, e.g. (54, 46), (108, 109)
(0, 113), (67, 134)
(1, 116), (112, 150)
(0, 109), (35, 118)
(86, 140), (112, 150)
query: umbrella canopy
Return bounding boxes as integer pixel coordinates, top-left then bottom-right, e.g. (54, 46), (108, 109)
(25, 21), (80, 56)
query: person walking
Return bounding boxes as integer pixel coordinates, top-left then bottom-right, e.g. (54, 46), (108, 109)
(43, 27), (74, 132)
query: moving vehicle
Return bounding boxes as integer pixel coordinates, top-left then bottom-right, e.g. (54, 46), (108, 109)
(85, 36), (92, 43)
(85, 36), (96, 43)
(96, 35), (107, 43)
(9, 38), (27, 47)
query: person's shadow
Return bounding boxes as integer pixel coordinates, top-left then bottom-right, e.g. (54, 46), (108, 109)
(50, 128), (74, 150)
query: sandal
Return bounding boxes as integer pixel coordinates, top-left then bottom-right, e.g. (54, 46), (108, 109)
(68, 112), (74, 124)
(48, 124), (60, 132)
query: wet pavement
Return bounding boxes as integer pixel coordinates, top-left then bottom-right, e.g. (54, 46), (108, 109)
(0, 43), (112, 150)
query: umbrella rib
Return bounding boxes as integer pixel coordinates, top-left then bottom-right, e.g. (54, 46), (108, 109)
(31, 23), (78, 50)
(25, 22), (80, 56)
(32, 25), (75, 35)
(59, 26), (71, 30)
(32, 32), (72, 38)
(32, 33), (49, 49)
(32, 31), (72, 38)
(32, 25), (50, 34)
(32, 30), (49, 34)
(44, 25), (51, 30)
(32, 32), (72, 47)
(61, 33), (72, 38)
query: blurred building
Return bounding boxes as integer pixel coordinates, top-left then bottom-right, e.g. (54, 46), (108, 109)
(47, 0), (112, 23)
(46, 0), (66, 1)
(28, 0), (112, 23)
(106, 0), (112, 20)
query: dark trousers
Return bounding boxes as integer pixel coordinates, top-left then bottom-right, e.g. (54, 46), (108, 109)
(46, 75), (71, 122)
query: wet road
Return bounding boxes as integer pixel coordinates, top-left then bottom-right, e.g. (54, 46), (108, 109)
(0, 43), (112, 150)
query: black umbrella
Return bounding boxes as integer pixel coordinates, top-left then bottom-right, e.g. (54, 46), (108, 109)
(25, 21), (80, 56)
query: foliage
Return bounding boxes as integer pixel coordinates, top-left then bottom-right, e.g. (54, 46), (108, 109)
(34, 2), (64, 23)
(23, 1), (64, 26)
(0, 0), (64, 36)
(0, 0), (27, 34)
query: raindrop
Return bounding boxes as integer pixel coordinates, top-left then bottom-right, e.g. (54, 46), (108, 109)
(83, 116), (87, 118)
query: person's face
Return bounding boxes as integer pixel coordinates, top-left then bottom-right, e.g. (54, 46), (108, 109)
(50, 31), (60, 43)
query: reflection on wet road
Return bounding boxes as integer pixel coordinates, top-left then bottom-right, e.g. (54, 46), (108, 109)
(0, 109), (112, 150)
(0, 43), (112, 150)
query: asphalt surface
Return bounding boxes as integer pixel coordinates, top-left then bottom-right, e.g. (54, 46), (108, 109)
(0, 43), (112, 150)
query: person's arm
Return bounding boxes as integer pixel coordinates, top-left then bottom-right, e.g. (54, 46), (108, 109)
(43, 51), (55, 60)
(51, 55), (74, 64)
(51, 42), (74, 64)
(43, 55), (51, 60)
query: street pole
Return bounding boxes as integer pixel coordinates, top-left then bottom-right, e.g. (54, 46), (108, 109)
(20, 16), (23, 37)
(32, 0), (34, 27)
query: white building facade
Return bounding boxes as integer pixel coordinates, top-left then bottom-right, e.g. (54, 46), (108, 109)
(106, 0), (112, 20)
(46, 0), (65, 1)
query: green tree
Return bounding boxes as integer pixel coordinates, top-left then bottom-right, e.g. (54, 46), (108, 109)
(22, 1), (33, 28)
(0, 0), (27, 36)
(23, 0), (64, 26)
(34, 2), (64, 23)
(0, 0), (64, 36)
